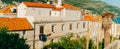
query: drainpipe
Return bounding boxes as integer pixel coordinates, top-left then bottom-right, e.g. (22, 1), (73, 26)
(33, 22), (36, 49)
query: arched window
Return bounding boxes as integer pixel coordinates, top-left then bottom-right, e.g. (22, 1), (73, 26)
(61, 24), (64, 31)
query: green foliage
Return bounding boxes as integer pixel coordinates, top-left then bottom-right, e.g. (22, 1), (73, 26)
(43, 43), (64, 49)
(0, 26), (8, 33)
(99, 39), (104, 49)
(89, 39), (96, 49)
(1, 0), (13, 5)
(0, 26), (29, 49)
(43, 34), (96, 49)
(110, 35), (119, 43)
(15, 0), (34, 3)
(39, 0), (48, 3)
(1, 0), (34, 5)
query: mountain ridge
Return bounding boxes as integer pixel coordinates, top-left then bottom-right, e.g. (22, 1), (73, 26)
(64, 0), (120, 17)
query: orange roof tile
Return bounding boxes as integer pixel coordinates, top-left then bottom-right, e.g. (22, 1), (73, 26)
(84, 15), (102, 21)
(63, 3), (80, 10)
(0, 9), (4, 13)
(53, 8), (63, 11)
(0, 18), (33, 31)
(84, 15), (96, 21)
(22, 2), (80, 10)
(23, 2), (54, 8)
(0, 5), (16, 13)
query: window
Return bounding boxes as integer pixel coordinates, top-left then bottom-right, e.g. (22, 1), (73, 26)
(51, 25), (55, 32)
(77, 23), (79, 29)
(55, 12), (57, 15)
(61, 24), (64, 31)
(83, 22), (85, 28)
(40, 26), (44, 34)
(38, 11), (41, 15)
(33, 8), (35, 10)
(23, 31), (26, 35)
(51, 39), (54, 42)
(49, 11), (51, 16)
(12, 9), (17, 13)
(69, 23), (72, 30)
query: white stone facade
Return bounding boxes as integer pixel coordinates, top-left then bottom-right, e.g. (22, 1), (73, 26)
(17, 1), (89, 49)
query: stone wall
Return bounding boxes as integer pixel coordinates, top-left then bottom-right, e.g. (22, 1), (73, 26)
(104, 40), (120, 49)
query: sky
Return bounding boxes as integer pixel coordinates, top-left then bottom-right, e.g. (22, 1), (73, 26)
(101, 0), (120, 7)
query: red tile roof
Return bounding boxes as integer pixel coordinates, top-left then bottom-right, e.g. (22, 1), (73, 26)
(0, 5), (16, 13)
(22, 2), (80, 10)
(84, 15), (102, 21)
(63, 3), (80, 10)
(0, 18), (33, 31)
(53, 8), (63, 11)
(84, 15), (96, 21)
(23, 2), (54, 8)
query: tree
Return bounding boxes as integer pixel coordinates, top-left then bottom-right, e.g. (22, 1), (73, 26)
(38, 0), (48, 3)
(43, 34), (96, 49)
(0, 26), (29, 49)
(1, 0), (34, 5)
(101, 12), (115, 47)
(1, 0), (13, 5)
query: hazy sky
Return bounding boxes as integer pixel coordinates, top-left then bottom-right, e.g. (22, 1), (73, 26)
(101, 0), (120, 7)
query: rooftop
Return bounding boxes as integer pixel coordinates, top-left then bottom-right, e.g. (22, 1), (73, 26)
(22, 2), (80, 10)
(0, 5), (16, 13)
(23, 2), (54, 8)
(0, 18), (33, 31)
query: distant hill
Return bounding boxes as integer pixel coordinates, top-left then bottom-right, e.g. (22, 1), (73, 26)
(64, 0), (120, 17)
(0, 0), (120, 17)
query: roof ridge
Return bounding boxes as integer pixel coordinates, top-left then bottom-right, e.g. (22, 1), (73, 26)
(22, 2), (80, 10)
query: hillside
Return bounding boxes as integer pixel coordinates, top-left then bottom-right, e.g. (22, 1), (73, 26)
(64, 0), (120, 16)
(0, 0), (120, 16)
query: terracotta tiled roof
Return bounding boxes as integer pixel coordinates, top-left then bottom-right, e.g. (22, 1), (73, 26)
(23, 2), (54, 8)
(53, 8), (63, 11)
(22, 2), (80, 10)
(84, 15), (96, 21)
(0, 9), (4, 13)
(84, 15), (102, 21)
(0, 5), (16, 13)
(0, 18), (33, 31)
(63, 3), (80, 10)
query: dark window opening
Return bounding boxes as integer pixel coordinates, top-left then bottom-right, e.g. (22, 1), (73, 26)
(69, 23), (72, 30)
(51, 39), (54, 42)
(49, 11), (51, 16)
(40, 26), (44, 34)
(52, 25), (55, 32)
(13, 9), (17, 13)
(83, 22), (85, 28)
(62, 24), (64, 31)
(23, 31), (26, 35)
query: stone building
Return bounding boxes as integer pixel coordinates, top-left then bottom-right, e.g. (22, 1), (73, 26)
(17, 0), (89, 49)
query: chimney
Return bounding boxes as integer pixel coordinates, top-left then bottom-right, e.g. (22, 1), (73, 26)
(55, 0), (63, 8)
